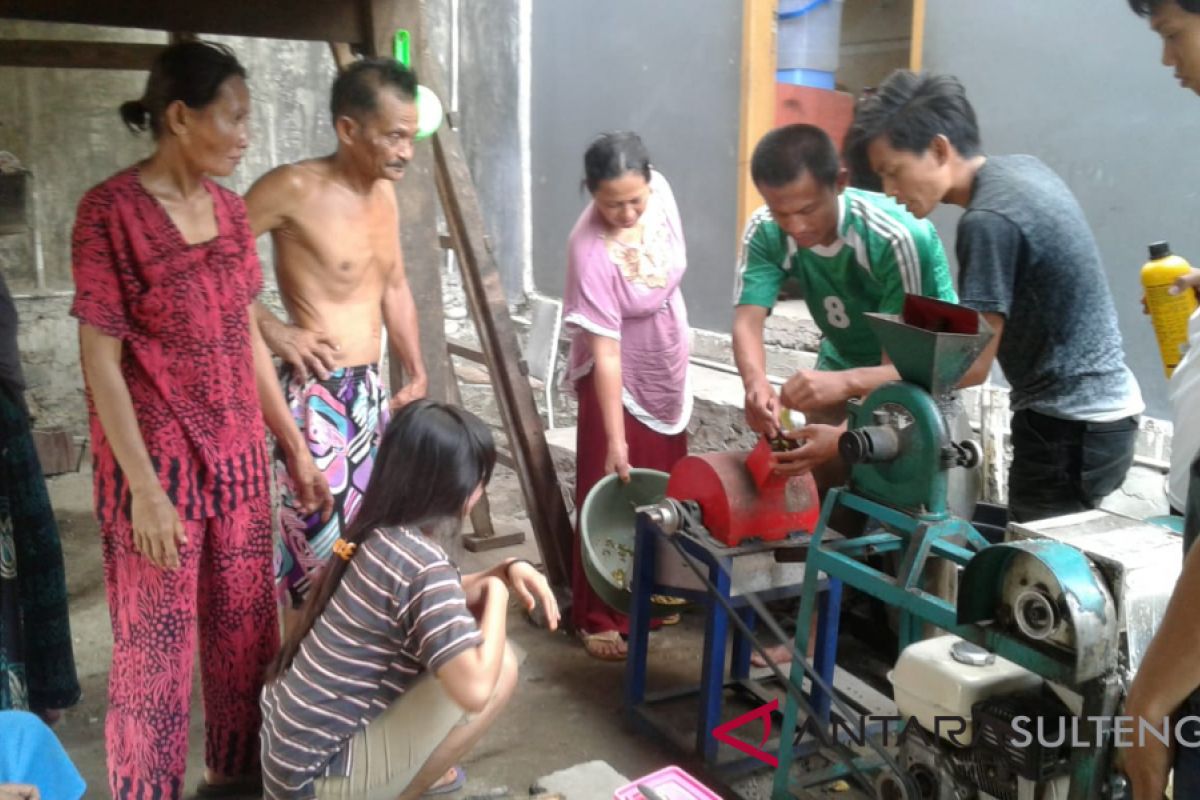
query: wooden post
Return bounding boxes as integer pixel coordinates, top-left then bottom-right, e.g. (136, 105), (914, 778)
(910, 0), (926, 72)
(357, 0), (571, 587)
(361, 0), (453, 406)
(328, 42), (356, 71)
(0, 0), (367, 42)
(737, 0), (777, 232)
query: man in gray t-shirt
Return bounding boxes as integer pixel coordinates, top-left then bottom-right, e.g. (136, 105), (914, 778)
(957, 155), (1142, 421)
(851, 70), (1144, 523)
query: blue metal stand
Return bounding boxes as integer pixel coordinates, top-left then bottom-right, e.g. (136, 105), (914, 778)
(625, 513), (843, 774)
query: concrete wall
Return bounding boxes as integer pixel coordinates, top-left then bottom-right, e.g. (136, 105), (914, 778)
(0, 23), (340, 291)
(0, 22), (339, 432)
(530, 0), (743, 332)
(458, 0), (527, 301)
(922, 0), (1200, 418)
(11, 293), (80, 431)
(0, 23), (158, 291)
(1, 5), (527, 434)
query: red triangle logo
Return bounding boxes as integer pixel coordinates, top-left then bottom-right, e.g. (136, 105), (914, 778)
(711, 698), (779, 767)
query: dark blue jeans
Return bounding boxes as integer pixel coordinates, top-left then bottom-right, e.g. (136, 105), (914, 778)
(1184, 453), (1200, 556)
(1006, 410), (1139, 524)
(1177, 692), (1200, 796)
(1173, 456), (1200, 794)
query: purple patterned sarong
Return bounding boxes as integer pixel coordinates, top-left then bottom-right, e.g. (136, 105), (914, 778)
(274, 363), (388, 607)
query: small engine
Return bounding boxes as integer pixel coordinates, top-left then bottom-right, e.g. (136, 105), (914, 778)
(881, 636), (1074, 800)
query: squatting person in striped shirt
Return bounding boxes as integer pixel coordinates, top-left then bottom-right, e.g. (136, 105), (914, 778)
(260, 400), (560, 799)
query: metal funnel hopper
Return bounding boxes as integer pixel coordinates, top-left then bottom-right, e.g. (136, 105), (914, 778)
(863, 295), (994, 395)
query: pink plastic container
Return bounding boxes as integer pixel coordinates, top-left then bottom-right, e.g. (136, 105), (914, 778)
(612, 765), (723, 800)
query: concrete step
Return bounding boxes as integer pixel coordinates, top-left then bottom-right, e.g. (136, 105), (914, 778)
(532, 761), (629, 800)
(690, 299), (819, 381)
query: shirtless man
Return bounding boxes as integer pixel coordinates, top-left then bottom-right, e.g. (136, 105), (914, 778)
(246, 59), (428, 616)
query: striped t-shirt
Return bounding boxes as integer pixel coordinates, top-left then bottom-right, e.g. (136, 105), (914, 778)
(260, 527), (482, 800)
(734, 188), (956, 372)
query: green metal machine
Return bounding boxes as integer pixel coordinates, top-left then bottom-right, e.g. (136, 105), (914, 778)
(839, 298), (989, 522)
(773, 296), (1135, 800)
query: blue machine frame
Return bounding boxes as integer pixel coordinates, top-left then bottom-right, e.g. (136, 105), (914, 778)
(624, 513), (843, 774)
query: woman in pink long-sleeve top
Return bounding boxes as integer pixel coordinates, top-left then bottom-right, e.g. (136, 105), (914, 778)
(562, 132), (692, 661)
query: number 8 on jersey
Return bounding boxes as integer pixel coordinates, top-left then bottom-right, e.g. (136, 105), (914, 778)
(823, 295), (851, 329)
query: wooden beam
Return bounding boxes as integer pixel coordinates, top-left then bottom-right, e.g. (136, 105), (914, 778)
(444, 345), (526, 552)
(328, 42), (357, 71)
(0, 40), (164, 70)
(431, 106), (574, 590)
(361, 0), (404, 61)
(447, 341), (486, 364)
(737, 0), (777, 232)
(910, 0), (926, 72)
(0, 0), (366, 43)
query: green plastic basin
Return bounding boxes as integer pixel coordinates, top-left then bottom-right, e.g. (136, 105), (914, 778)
(579, 468), (681, 618)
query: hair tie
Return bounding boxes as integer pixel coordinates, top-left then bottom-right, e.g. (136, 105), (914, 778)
(332, 539), (357, 561)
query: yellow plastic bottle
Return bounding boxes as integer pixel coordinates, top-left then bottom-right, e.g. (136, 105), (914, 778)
(1142, 241), (1198, 378)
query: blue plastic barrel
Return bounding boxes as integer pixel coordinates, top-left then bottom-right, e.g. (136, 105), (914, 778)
(777, 0), (844, 88)
(776, 68), (836, 90)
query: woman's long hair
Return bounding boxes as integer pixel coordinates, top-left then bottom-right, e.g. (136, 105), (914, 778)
(266, 399), (496, 682)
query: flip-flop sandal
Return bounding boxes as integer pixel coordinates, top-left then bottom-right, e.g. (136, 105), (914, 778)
(421, 765), (466, 797)
(651, 594), (686, 626)
(194, 775), (262, 798)
(578, 629), (628, 661)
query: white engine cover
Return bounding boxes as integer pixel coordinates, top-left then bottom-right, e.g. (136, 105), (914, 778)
(891, 634), (1042, 745)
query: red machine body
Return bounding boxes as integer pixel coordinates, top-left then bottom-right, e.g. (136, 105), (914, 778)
(665, 439), (821, 546)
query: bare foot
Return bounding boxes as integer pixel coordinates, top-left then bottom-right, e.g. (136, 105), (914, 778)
(751, 643), (795, 668)
(419, 765), (465, 796)
(428, 767), (458, 791)
(750, 639), (820, 668)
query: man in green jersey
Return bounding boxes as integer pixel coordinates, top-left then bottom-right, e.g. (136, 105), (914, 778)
(733, 123), (957, 479)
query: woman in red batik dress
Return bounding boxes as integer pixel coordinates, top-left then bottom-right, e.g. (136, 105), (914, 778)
(70, 41), (331, 800)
